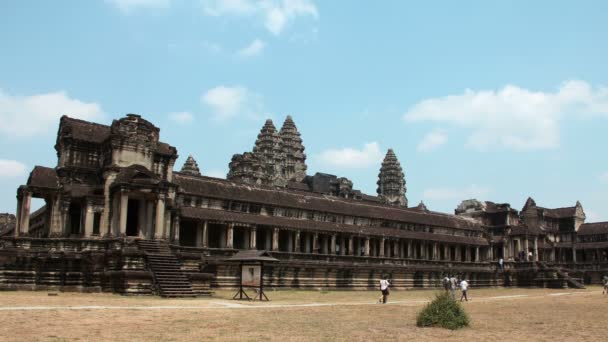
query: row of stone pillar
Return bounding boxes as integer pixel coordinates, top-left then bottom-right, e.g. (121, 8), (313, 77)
(190, 221), (487, 262)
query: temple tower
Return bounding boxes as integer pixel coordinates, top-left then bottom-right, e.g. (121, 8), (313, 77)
(377, 149), (408, 207)
(252, 119), (283, 185)
(279, 115), (307, 183)
(180, 155), (201, 176)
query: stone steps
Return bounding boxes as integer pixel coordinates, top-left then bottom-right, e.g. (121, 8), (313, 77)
(137, 240), (196, 298)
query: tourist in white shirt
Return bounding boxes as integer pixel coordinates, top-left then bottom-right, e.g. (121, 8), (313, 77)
(459, 279), (469, 302)
(379, 276), (391, 304)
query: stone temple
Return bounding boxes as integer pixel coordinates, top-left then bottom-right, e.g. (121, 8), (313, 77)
(0, 113), (606, 296)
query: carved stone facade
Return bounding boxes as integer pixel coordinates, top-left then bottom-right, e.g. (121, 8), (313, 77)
(228, 116), (307, 187)
(377, 149), (408, 207)
(2, 113), (607, 296)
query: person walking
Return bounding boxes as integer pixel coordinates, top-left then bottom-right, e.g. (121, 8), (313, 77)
(443, 275), (450, 292)
(498, 257), (504, 272)
(459, 279), (469, 302)
(602, 275), (608, 295)
(449, 275), (458, 299)
(379, 276), (391, 304)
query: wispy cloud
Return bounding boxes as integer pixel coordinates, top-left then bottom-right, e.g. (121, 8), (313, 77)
(237, 39), (266, 57)
(315, 142), (383, 169)
(417, 128), (447, 152)
(168, 111), (194, 124)
(405, 80), (608, 151)
(0, 90), (105, 137)
(105, 0), (171, 13)
(599, 172), (608, 184)
(202, 0), (319, 35)
(423, 185), (491, 201)
(0, 159), (27, 178)
(201, 85), (264, 121)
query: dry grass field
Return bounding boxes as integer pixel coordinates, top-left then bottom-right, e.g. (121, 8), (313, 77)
(0, 287), (605, 341)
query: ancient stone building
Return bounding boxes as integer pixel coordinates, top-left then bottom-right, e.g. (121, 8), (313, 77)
(1, 113), (606, 296)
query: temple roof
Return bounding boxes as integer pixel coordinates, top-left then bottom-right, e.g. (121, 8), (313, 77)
(27, 166), (59, 189)
(58, 116), (111, 143)
(577, 222), (608, 235)
(174, 173), (483, 231)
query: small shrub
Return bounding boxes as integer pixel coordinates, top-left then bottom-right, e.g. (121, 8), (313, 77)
(416, 292), (470, 330)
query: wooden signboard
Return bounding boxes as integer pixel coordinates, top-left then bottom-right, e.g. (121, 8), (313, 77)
(241, 264), (261, 287)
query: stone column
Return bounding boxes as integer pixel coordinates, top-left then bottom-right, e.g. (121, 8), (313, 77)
(524, 238), (530, 261)
(348, 237), (354, 256)
(195, 221), (203, 247)
(393, 240), (399, 258)
(313, 233), (319, 253)
(466, 247), (471, 262)
(226, 223), (234, 249)
(432, 243), (438, 260)
(250, 226), (257, 250)
(330, 234), (337, 255)
(172, 215), (180, 243)
(14, 194), (22, 237)
(407, 240), (413, 258)
(475, 247), (480, 262)
(18, 191), (32, 236)
(145, 201), (154, 239)
(294, 230), (301, 252)
(364, 238), (370, 256)
(119, 191), (128, 237)
(534, 237), (539, 262)
(340, 237), (346, 255)
(201, 221), (208, 247)
(379, 238), (385, 257)
(444, 245), (450, 261)
(572, 246), (577, 263)
(84, 200), (94, 237)
(272, 227), (279, 251)
(154, 196), (165, 239)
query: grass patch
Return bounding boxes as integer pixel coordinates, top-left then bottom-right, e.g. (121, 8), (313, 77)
(416, 292), (470, 330)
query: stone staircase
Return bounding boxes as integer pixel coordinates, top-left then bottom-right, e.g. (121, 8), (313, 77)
(538, 262), (585, 289)
(137, 240), (196, 298)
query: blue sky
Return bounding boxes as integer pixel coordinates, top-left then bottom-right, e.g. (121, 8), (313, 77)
(1, 0), (607, 221)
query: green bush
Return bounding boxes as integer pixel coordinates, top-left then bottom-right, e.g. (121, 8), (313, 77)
(416, 292), (470, 330)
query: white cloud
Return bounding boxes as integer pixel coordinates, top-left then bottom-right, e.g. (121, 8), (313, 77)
(237, 39), (266, 57)
(404, 80), (608, 151)
(423, 185), (491, 201)
(168, 111), (194, 124)
(202, 0), (319, 35)
(105, 0), (171, 13)
(0, 90), (105, 137)
(0, 159), (27, 178)
(315, 142), (383, 169)
(417, 128), (447, 152)
(201, 86), (263, 121)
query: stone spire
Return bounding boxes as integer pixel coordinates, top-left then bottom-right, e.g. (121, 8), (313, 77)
(180, 155), (201, 176)
(377, 149), (407, 207)
(279, 115), (307, 182)
(252, 119), (283, 184)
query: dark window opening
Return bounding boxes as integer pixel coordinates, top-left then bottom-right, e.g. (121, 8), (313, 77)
(69, 203), (82, 235)
(93, 212), (101, 235)
(126, 199), (139, 236)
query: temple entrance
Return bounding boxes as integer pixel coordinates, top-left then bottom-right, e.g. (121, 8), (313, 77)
(179, 220), (197, 247)
(126, 199), (139, 236)
(69, 203), (82, 235)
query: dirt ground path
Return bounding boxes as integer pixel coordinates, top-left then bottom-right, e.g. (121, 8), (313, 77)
(0, 287), (605, 341)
